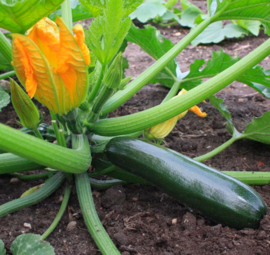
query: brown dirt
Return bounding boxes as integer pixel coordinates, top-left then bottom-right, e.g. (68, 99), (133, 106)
(2, 3), (270, 255)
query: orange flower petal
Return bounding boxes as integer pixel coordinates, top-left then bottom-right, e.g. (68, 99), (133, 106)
(12, 34), (58, 113)
(54, 17), (88, 109)
(188, 105), (207, 117)
(12, 37), (37, 98)
(73, 24), (90, 66)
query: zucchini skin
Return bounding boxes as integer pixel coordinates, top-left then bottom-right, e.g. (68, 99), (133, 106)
(105, 137), (267, 229)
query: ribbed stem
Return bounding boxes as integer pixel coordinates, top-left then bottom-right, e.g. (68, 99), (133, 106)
(0, 153), (44, 174)
(61, 0), (73, 30)
(0, 172), (65, 217)
(11, 172), (53, 181)
(75, 173), (120, 255)
(0, 124), (91, 173)
(88, 38), (270, 136)
(0, 71), (15, 80)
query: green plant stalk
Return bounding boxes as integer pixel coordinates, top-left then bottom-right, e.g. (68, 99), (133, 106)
(0, 30), (12, 63)
(194, 136), (237, 162)
(75, 172), (120, 255)
(100, 17), (214, 116)
(162, 79), (181, 103)
(0, 71), (15, 80)
(11, 172), (54, 181)
(42, 185), (72, 240)
(0, 124), (91, 173)
(50, 111), (62, 146)
(0, 153), (44, 174)
(88, 64), (106, 103)
(89, 178), (127, 190)
(61, 0), (73, 30)
(34, 129), (44, 140)
(0, 172), (65, 217)
(88, 38), (270, 136)
(88, 165), (116, 177)
(221, 171), (270, 185)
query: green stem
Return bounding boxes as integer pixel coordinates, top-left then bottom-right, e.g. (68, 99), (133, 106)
(89, 178), (127, 190)
(162, 79), (181, 103)
(100, 17), (213, 116)
(0, 153), (44, 175)
(61, 0), (73, 30)
(75, 173), (120, 255)
(0, 124), (91, 173)
(88, 64), (106, 103)
(50, 111), (62, 146)
(42, 185), (72, 240)
(88, 165), (116, 177)
(0, 30), (12, 63)
(194, 136), (237, 162)
(0, 172), (65, 217)
(221, 171), (270, 185)
(34, 129), (44, 140)
(0, 71), (15, 80)
(88, 38), (270, 136)
(11, 172), (53, 180)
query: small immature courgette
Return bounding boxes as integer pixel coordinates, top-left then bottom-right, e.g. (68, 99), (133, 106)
(105, 137), (267, 229)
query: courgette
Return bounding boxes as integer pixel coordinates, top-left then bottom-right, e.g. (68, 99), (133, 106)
(105, 137), (267, 229)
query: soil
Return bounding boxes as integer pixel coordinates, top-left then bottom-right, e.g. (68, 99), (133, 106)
(2, 1), (270, 254)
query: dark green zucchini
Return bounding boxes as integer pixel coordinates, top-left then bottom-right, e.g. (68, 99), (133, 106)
(105, 137), (267, 229)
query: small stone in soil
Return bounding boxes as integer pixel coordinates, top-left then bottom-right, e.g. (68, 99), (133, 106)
(66, 221), (77, 231)
(181, 212), (197, 230)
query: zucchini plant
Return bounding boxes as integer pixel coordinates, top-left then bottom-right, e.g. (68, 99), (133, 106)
(0, 0), (270, 254)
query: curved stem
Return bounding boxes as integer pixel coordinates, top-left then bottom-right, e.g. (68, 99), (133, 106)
(75, 172), (120, 255)
(42, 184), (72, 240)
(194, 137), (237, 162)
(162, 79), (181, 103)
(100, 17), (213, 115)
(34, 129), (44, 140)
(11, 172), (54, 181)
(0, 172), (65, 217)
(88, 38), (270, 136)
(89, 178), (127, 190)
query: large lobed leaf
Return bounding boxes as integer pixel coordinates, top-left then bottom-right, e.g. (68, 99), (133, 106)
(240, 111), (270, 144)
(126, 24), (177, 87)
(210, 0), (270, 35)
(0, 0), (64, 33)
(0, 89), (10, 112)
(85, 0), (131, 65)
(10, 234), (54, 255)
(0, 239), (6, 255)
(79, 0), (142, 17)
(183, 49), (270, 99)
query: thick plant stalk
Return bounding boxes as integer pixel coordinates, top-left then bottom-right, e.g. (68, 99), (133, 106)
(75, 173), (120, 255)
(0, 153), (44, 174)
(88, 38), (270, 136)
(0, 172), (65, 217)
(0, 124), (91, 174)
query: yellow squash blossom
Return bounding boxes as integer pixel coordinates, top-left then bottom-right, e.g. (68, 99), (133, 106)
(11, 17), (90, 116)
(145, 89), (207, 139)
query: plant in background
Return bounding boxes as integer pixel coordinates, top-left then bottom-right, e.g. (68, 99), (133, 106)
(0, 0), (270, 254)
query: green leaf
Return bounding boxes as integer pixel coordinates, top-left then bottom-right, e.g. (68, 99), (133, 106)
(80, 0), (142, 17)
(238, 66), (270, 99)
(49, 2), (93, 22)
(184, 49), (270, 98)
(209, 95), (235, 134)
(191, 21), (248, 45)
(181, 0), (200, 11)
(10, 234), (55, 255)
(236, 20), (261, 36)
(178, 6), (203, 27)
(126, 24), (177, 87)
(0, 240), (6, 255)
(0, 51), (13, 71)
(0, 90), (10, 112)
(129, 0), (166, 23)
(0, 0), (64, 33)
(211, 0), (270, 35)
(85, 0), (131, 64)
(240, 111), (270, 144)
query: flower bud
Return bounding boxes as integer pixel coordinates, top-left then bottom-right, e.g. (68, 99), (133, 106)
(103, 52), (123, 89)
(10, 78), (40, 130)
